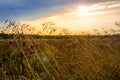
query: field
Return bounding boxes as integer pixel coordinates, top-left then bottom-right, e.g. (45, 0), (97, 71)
(0, 35), (120, 80)
(1, 0), (120, 79)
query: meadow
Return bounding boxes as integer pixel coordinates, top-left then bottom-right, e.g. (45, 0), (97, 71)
(0, 21), (120, 80)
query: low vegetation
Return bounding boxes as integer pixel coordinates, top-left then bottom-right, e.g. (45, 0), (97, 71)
(0, 20), (120, 80)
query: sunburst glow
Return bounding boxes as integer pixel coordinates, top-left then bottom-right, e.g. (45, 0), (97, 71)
(78, 6), (90, 15)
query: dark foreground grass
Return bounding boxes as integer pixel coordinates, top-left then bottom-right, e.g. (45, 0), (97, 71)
(0, 35), (120, 80)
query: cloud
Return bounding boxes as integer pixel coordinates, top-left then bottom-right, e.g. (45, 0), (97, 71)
(0, 0), (120, 27)
(107, 3), (120, 8)
(0, 0), (73, 22)
(20, 0), (120, 33)
(76, 1), (120, 16)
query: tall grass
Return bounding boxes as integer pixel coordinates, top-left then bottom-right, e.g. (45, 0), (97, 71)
(0, 20), (120, 80)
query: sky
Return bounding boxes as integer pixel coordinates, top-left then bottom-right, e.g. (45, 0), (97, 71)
(0, 0), (120, 33)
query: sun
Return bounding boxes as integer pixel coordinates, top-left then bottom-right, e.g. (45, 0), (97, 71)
(78, 6), (91, 16)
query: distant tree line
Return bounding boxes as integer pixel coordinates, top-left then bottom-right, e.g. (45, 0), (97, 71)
(0, 33), (14, 39)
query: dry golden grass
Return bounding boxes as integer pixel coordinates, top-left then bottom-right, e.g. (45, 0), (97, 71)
(0, 35), (120, 80)
(0, 20), (120, 80)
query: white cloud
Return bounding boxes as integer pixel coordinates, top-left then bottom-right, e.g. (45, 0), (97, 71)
(77, 1), (120, 16)
(107, 3), (120, 8)
(97, 1), (120, 9)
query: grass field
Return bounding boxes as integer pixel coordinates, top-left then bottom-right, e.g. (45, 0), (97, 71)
(0, 21), (120, 80)
(0, 35), (120, 80)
